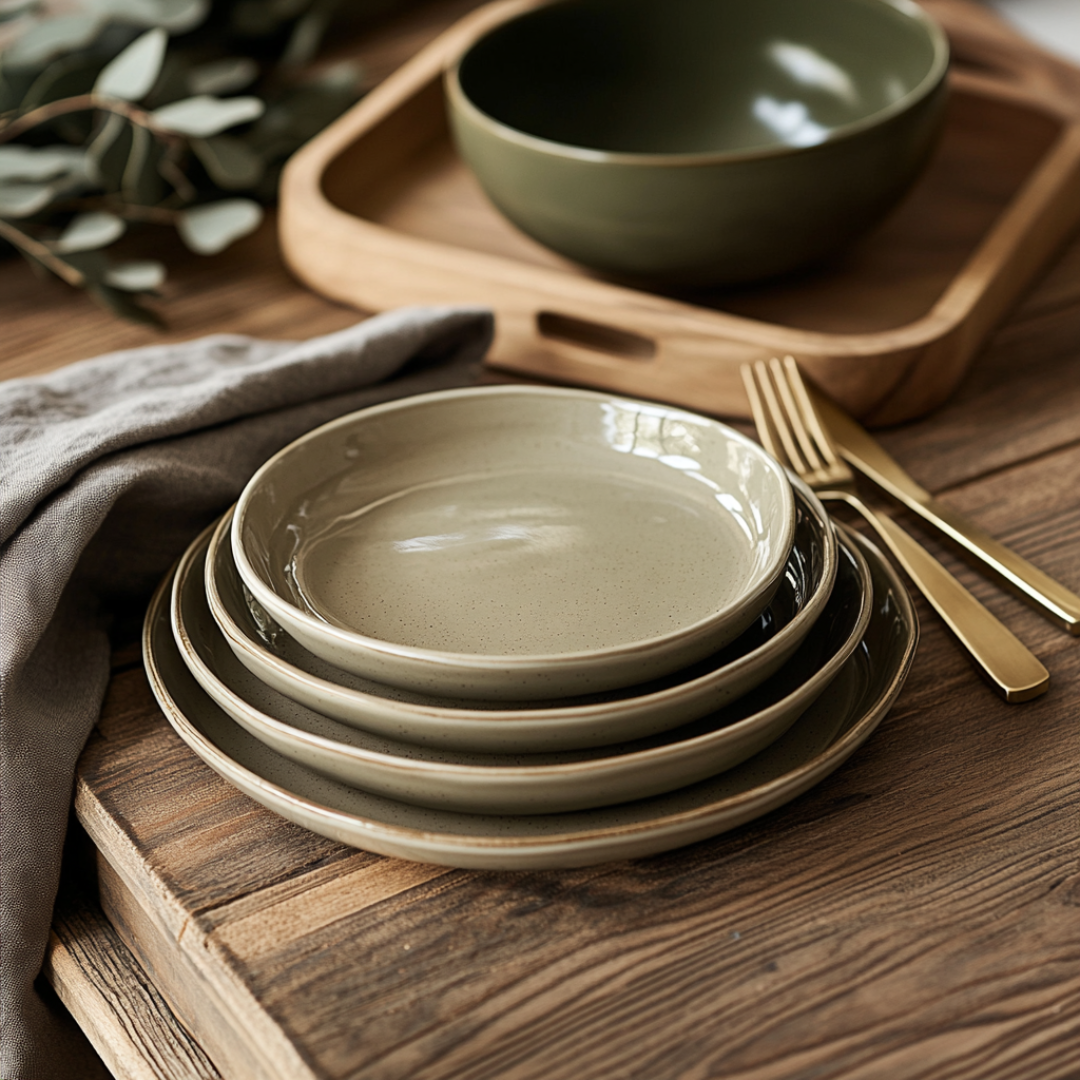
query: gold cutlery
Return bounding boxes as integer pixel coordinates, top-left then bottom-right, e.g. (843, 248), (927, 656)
(807, 387), (1080, 636)
(742, 356), (1049, 703)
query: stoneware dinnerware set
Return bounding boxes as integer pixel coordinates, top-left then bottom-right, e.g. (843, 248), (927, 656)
(145, 385), (919, 869)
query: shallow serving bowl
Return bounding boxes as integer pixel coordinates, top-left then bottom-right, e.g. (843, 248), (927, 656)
(176, 523), (870, 814)
(211, 481), (833, 751)
(232, 386), (795, 700)
(445, 0), (949, 286)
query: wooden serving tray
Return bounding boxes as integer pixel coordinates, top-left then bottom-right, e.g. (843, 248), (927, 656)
(280, 0), (1080, 425)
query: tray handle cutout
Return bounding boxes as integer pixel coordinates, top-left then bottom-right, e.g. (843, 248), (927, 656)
(536, 311), (657, 361)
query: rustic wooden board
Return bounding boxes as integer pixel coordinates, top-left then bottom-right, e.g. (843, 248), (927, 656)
(57, 241), (1080, 1078)
(3, 1), (1076, 1076)
(69, 429), (1080, 1080)
(44, 877), (221, 1080)
(71, 558), (1080, 1080)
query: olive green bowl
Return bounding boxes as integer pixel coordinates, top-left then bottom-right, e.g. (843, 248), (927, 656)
(445, 0), (949, 287)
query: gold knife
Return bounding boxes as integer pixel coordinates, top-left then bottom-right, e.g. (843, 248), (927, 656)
(809, 387), (1080, 636)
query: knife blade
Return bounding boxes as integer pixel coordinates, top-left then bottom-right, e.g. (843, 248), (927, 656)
(809, 386), (1080, 636)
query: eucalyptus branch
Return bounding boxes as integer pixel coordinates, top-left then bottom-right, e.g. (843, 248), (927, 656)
(0, 94), (181, 145)
(0, 6), (368, 324)
(0, 217), (84, 286)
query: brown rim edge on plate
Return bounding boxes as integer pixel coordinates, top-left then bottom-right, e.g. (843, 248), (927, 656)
(142, 523), (917, 869)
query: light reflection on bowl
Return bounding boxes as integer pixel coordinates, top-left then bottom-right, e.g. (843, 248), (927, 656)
(445, 0), (950, 286)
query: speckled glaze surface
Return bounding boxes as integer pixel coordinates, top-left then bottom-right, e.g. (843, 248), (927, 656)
(173, 520), (865, 813)
(146, 525), (917, 867)
(232, 386), (795, 700)
(446, 0), (949, 286)
(209, 485), (834, 752)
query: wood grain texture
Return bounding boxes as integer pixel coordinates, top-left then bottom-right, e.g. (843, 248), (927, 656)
(9, 0), (1078, 1076)
(73, 604), (1080, 1080)
(71, 436), (1080, 1079)
(44, 885), (221, 1080)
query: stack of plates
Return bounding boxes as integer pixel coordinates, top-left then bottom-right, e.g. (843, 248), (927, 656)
(145, 386), (918, 869)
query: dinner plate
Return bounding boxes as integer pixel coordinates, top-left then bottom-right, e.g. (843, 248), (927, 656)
(207, 476), (836, 752)
(147, 527), (917, 866)
(172, 522), (867, 813)
(231, 386), (795, 699)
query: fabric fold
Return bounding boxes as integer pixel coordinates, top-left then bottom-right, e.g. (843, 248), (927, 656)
(0, 306), (494, 1079)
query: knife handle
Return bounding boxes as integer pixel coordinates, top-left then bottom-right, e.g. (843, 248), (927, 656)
(841, 494), (1050, 703)
(809, 386), (1080, 636)
(905, 495), (1080, 637)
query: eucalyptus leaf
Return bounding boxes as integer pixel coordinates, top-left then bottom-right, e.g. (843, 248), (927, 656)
(151, 94), (264, 137)
(0, 0), (385, 325)
(282, 4), (330, 67)
(93, 26), (166, 101)
(310, 59), (362, 92)
(177, 197), (261, 253)
(62, 248), (110, 282)
(129, 129), (165, 203)
(186, 57), (258, 96)
(0, 145), (86, 182)
(55, 211), (126, 252)
(0, 0), (38, 25)
(0, 65), (33, 114)
(86, 0), (209, 33)
(3, 14), (102, 69)
(121, 120), (151, 198)
(104, 258), (165, 291)
(0, 180), (56, 216)
(191, 134), (263, 189)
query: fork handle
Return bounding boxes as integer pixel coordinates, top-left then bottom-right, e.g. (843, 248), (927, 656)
(838, 494), (1050, 703)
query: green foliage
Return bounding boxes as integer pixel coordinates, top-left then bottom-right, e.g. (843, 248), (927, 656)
(0, 0), (377, 323)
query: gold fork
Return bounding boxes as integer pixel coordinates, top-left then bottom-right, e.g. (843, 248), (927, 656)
(742, 356), (1049, 703)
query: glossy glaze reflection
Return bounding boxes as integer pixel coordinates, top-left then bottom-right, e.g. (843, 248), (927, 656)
(146, 526), (918, 867)
(233, 386), (795, 699)
(208, 480), (832, 752)
(174, 525), (868, 813)
(446, 0), (949, 284)
(283, 468), (754, 654)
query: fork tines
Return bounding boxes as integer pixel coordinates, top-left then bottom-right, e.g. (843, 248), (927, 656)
(740, 357), (853, 489)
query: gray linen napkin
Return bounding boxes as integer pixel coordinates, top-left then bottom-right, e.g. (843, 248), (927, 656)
(0, 305), (494, 1080)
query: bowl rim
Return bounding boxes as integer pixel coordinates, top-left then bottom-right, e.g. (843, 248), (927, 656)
(445, 0), (951, 168)
(230, 383), (796, 681)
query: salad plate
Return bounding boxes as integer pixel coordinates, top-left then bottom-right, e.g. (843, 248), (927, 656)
(173, 522), (867, 813)
(147, 526), (917, 865)
(231, 386), (795, 699)
(208, 476), (835, 752)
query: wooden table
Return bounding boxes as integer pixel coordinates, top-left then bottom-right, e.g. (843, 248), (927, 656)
(5, 2), (1080, 1077)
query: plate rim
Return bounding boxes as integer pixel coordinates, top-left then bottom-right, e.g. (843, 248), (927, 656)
(230, 384), (797, 687)
(145, 524), (918, 863)
(172, 520), (870, 812)
(207, 474), (836, 748)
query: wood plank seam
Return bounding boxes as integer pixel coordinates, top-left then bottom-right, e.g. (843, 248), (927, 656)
(76, 779), (322, 1080)
(44, 905), (222, 1080)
